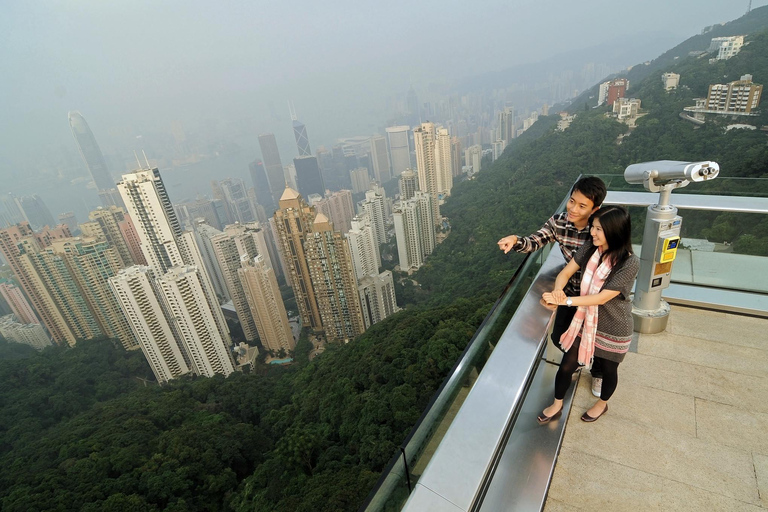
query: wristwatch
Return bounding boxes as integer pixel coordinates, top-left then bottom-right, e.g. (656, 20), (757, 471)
(566, 297), (573, 307)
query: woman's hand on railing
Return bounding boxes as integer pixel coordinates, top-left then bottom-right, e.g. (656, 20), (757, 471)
(542, 289), (566, 306)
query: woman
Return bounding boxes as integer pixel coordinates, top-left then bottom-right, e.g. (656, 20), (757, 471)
(538, 205), (639, 424)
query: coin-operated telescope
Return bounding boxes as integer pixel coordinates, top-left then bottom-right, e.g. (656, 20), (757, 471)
(624, 161), (719, 333)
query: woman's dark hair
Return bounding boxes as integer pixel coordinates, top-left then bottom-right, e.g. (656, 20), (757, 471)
(590, 205), (632, 269)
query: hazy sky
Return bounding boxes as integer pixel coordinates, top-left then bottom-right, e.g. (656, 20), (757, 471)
(0, 0), (765, 174)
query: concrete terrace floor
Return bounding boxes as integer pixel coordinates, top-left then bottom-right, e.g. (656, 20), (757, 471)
(544, 305), (768, 512)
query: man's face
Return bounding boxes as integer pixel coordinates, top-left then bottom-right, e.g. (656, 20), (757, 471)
(566, 190), (598, 226)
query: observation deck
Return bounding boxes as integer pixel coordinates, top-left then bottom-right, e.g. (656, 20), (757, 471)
(361, 180), (768, 512)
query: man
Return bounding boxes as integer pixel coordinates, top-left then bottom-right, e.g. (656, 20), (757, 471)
(498, 176), (607, 396)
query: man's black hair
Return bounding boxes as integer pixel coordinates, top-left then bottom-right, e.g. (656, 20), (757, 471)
(571, 176), (607, 208)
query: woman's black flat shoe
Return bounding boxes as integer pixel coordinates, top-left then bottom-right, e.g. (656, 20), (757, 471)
(581, 404), (608, 422)
(537, 408), (562, 424)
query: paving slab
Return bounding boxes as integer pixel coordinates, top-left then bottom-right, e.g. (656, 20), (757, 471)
(696, 398), (768, 454)
(666, 306), (766, 350)
(619, 352), (768, 415)
(752, 452), (768, 509)
(638, 331), (768, 377)
(561, 414), (760, 505)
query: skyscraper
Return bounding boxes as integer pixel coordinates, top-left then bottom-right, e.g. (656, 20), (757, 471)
(192, 221), (230, 301)
(399, 169), (418, 201)
(359, 189), (388, 247)
(238, 254), (295, 354)
(109, 266), (190, 383)
(249, 159), (276, 213)
(358, 271), (399, 329)
(211, 223), (267, 342)
(393, 191), (435, 272)
(0, 223), (76, 345)
(80, 206), (137, 269)
(14, 195), (55, 230)
(293, 156), (325, 199)
(68, 111), (122, 207)
(305, 214), (365, 342)
(413, 122), (452, 226)
(257, 133), (287, 206)
(115, 167), (235, 379)
(212, 178), (257, 224)
(273, 188), (323, 332)
(315, 189), (355, 234)
(370, 135), (392, 184)
(346, 215), (381, 280)
(386, 125), (412, 177)
(497, 106), (516, 144)
(0, 281), (40, 325)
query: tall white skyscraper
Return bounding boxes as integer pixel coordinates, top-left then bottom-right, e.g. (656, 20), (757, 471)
(497, 106), (515, 143)
(413, 122), (452, 226)
(114, 167), (234, 381)
(346, 215), (381, 280)
(359, 189), (388, 247)
(109, 266), (190, 383)
(192, 221), (230, 301)
(393, 191), (435, 272)
(156, 265), (235, 378)
(386, 125), (412, 177)
(358, 271), (399, 329)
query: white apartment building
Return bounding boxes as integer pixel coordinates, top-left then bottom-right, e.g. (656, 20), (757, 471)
(359, 189), (388, 247)
(109, 266), (190, 383)
(346, 215), (381, 280)
(192, 220), (230, 301)
(465, 145), (483, 174)
(598, 81), (611, 106)
(393, 191), (435, 272)
(662, 72), (680, 91)
(358, 271), (399, 329)
(708, 35), (744, 60)
(414, 122), (453, 227)
(156, 265), (235, 378)
(0, 314), (51, 351)
(613, 98), (642, 120)
(315, 189), (355, 234)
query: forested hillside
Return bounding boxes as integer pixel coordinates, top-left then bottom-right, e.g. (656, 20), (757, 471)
(2, 15), (768, 512)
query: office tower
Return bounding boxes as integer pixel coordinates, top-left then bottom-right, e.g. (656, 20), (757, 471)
(399, 169), (418, 201)
(192, 221), (230, 301)
(212, 178), (257, 224)
(257, 133), (287, 206)
(413, 122), (452, 226)
(293, 156), (325, 199)
(68, 111), (121, 207)
(2, 194), (25, 225)
(48, 237), (136, 350)
(17, 236), (103, 344)
(393, 192), (435, 272)
(0, 223), (74, 344)
(117, 167), (234, 378)
(109, 266), (190, 383)
(249, 159), (275, 213)
(370, 135), (392, 184)
(315, 189), (355, 234)
(407, 86), (420, 124)
(80, 206), (136, 268)
(58, 212), (78, 235)
(156, 266), (235, 377)
(0, 315), (51, 351)
(15, 195), (55, 230)
(238, 254), (295, 353)
(305, 214), (365, 342)
(347, 215), (381, 280)
(358, 271), (399, 329)
(497, 106), (515, 143)
(274, 187), (323, 331)
(386, 125), (412, 177)
(175, 198), (224, 230)
(451, 137), (462, 178)
(350, 167), (371, 194)
(211, 223), (267, 342)
(290, 104), (312, 157)
(359, 189), (388, 247)
(0, 281), (39, 324)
